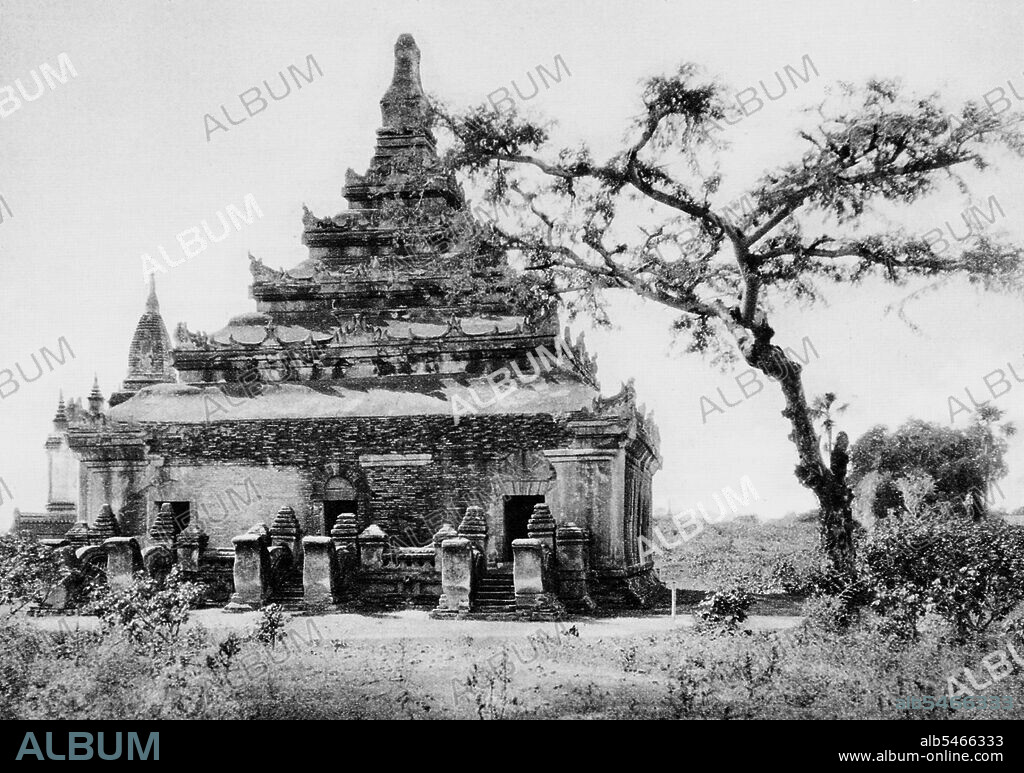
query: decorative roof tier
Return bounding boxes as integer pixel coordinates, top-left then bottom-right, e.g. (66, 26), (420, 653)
(153, 35), (601, 398)
(297, 34), (466, 276)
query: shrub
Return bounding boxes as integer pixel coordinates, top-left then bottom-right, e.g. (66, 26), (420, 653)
(802, 593), (855, 633)
(86, 566), (206, 656)
(861, 513), (1024, 638)
(251, 604), (288, 646)
(695, 584), (754, 633)
(0, 535), (72, 616)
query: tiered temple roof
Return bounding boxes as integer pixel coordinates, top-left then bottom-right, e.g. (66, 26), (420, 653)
(105, 34), (654, 442)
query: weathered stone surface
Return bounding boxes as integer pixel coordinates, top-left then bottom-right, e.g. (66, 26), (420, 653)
(150, 503), (177, 546)
(302, 536), (338, 609)
(91, 504), (120, 539)
(435, 537), (472, 613)
(175, 520), (205, 573)
(458, 505), (487, 555)
(65, 520), (92, 547)
(270, 505), (302, 559)
(432, 522), (457, 567)
(359, 524), (387, 568)
(103, 537), (143, 589)
(142, 544), (174, 582)
(512, 538), (545, 598)
(226, 533), (270, 611)
(512, 538), (564, 616)
(556, 522), (595, 611)
(526, 503), (556, 542)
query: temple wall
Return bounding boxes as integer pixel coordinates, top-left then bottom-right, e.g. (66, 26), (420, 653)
(73, 414), (657, 574)
(127, 415), (643, 566)
(47, 435), (79, 504)
(542, 449), (624, 569)
(147, 463), (306, 548)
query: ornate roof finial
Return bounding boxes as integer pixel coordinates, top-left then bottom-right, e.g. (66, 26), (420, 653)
(88, 375), (104, 416)
(380, 34), (429, 132)
(146, 273), (159, 313)
(54, 390), (67, 425)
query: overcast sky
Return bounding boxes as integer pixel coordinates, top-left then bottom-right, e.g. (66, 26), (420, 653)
(1, 0), (1023, 530)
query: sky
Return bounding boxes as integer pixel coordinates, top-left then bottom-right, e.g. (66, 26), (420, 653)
(1, 0), (1023, 530)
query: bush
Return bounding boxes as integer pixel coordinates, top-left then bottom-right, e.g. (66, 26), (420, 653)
(861, 513), (1024, 638)
(695, 585), (754, 633)
(86, 566), (206, 656)
(802, 594), (855, 633)
(251, 604), (288, 646)
(0, 535), (72, 616)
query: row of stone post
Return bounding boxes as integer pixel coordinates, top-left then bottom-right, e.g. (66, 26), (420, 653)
(227, 507), (462, 610)
(435, 503), (593, 616)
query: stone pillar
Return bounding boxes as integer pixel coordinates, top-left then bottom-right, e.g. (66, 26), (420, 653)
(150, 503), (177, 549)
(142, 544), (174, 582)
(527, 503), (556, 582)
(432, 523), (457, 569)
(175, 521), (204, 574)
(435, 537), (472, 614)
(527, 503), (556, 552)
(556, 522), (595, 611)
(103, 537), (143, 589)
(270, 505), (301, 560)
(330, 512), (359, 580)
(458, 505), (487, 555)
(302, 536), (338, 609)
(512, 538), (545, 608)
(359, 524), (387, 568)
(226, 533), (270, 611)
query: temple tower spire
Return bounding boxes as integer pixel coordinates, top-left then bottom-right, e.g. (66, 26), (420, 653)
(380, 34), (429, 133)
(109, 276), (176, 406)
(146, 272), (160, 313)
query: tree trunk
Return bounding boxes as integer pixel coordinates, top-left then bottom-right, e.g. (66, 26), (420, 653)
(729, 311), (857, 576)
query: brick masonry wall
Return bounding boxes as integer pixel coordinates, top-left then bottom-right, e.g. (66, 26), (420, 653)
(139, 414), (580, 547)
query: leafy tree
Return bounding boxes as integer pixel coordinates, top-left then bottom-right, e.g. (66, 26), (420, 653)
(432, 69), (1024, 574)
(0, 535), (71, 617)
(971, 405), (1017, 509)
(850, 412), (1012, 520)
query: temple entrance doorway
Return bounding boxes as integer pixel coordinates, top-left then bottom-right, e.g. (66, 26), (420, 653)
(503, 494), (544, 560)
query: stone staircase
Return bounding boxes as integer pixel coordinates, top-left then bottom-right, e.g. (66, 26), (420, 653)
(473, 569), (516, 613)
(272, 569), (305, 611)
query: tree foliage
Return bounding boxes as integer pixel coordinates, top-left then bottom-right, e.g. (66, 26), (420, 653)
(0, 536), (71, 617)
(850, 409), (1014, 519)
(430, 59), (1024, 574)
(861, 513), (1024, 639)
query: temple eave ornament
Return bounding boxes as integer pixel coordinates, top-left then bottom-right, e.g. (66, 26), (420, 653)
(248, 252), (286, 283)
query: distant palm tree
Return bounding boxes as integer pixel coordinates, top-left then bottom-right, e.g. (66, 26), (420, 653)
(809, 392), (850, 459)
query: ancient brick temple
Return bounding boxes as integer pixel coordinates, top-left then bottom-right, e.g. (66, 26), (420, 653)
(24, 35), (663, 613)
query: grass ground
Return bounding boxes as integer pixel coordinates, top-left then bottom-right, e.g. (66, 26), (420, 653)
(651, 511), (819, 615)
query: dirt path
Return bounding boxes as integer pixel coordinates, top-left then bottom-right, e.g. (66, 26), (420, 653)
(29, 609), (804, 639)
